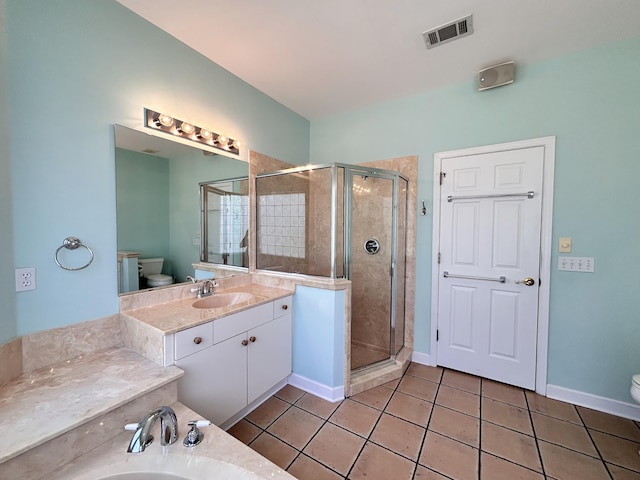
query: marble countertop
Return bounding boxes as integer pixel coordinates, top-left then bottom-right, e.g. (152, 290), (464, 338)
(49, 402), (296, 480)
(0, 347), (183, 464)
(122, 284), (294, 334)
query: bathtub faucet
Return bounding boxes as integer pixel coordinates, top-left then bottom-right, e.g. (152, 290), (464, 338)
(127, 406), (178, 453)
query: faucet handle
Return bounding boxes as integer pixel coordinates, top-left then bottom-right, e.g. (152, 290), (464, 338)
(183, 420), (211, 447)
(191, 420), (211, 428)
(124, 423), (139, 431)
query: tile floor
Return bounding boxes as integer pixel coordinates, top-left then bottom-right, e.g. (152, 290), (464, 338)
(228, 363), (640, 480)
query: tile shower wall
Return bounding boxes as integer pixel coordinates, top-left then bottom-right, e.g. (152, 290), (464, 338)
(220, 194), (249, 263)
(258, 193), (306, 259)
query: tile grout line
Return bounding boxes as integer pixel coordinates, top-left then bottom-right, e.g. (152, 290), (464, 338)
(343, 378), (404, 479)
(282, 393), (346, 477)
(574, 405), (615, 480)
(521, 388), (548, 479)
(411, 368), (444, 479)
(478, 377), (483, 479)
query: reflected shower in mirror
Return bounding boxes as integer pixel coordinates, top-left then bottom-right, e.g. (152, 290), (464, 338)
(200, 178), (249, 268)
(114, 125), (249, 294)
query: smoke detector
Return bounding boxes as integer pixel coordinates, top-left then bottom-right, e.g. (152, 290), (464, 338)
(423, 15), (473, 49)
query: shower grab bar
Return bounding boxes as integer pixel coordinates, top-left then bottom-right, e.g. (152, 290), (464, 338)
(443, 271), (506, 283)
(447, 191), (534, 202)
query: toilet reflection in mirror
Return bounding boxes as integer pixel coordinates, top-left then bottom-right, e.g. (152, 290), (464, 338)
(114, 125), (249, 294)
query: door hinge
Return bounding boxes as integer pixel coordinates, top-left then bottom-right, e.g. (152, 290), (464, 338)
(438, 252), (441, 264)
(436, 329), (439, 341)
(439, 172), (446, 185)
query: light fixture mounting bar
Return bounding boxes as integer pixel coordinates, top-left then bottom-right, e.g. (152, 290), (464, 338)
(143, 108), (240, 155)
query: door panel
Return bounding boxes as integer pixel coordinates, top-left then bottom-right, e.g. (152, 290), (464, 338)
(438, 147), (543, 390)
(450, 286), (476, 350)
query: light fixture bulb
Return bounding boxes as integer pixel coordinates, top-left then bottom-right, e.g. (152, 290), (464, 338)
(216, 135), (228, 146)
(178, 122), (195, 135)
(232, 139), (241, 150)
(198, 128), (213, 141)
(154, 113), (174, 128)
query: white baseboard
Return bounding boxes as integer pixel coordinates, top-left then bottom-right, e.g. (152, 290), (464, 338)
(411, 351), (433, 366)
(546, 384), (640, 421)
(288, 373), (344, 403)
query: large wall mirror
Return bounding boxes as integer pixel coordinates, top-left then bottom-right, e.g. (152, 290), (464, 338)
(114, 125), (249, 294)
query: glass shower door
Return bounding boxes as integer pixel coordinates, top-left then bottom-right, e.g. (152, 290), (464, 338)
(348, 170), (400, 371)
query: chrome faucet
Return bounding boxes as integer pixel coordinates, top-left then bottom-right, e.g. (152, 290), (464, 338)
(127, 406), (178, 453)
(198, 279), (216, 298)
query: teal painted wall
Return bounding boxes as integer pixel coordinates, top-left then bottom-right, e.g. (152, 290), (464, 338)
(310, 37), (640, 403)
(4, 0), (309, 337)
(116, 148), (171, 262)
(0, 0), (16, 343)
(293, 286), (345, 388)
(116, 147), (248, 283)
(168, 151), (248, 282)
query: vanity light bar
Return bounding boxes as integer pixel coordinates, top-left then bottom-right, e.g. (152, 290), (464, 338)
(144, 108), (241, 155)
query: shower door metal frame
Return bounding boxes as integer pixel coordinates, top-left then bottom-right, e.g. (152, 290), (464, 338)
(343, 165), (408, 369)
(255, 163), (409, 370)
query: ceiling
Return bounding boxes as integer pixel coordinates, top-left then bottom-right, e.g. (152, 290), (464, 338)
(117, 0), (640, 120)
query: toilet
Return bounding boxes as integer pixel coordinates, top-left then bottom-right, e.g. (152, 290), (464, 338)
(138, 257), (174, 288)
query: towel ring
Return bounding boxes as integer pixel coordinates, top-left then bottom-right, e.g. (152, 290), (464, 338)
(54, 237), (94, 271)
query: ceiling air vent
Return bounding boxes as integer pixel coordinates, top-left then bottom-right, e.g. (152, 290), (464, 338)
(423, 15), (473, 49)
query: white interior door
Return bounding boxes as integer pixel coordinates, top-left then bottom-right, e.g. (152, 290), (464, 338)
(436, 146), (544, 390)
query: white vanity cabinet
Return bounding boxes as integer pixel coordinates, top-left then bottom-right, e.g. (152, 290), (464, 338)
(175, 296), (292, 427)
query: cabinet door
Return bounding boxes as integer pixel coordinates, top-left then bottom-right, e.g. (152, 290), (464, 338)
(176, 332), (247, 426)
(247, 314), (292, 404)
(209, 332), (248, 425)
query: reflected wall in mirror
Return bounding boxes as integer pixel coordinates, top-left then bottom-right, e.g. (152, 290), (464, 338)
(115, 125), (249, 294)
(200, 178), (249, 268)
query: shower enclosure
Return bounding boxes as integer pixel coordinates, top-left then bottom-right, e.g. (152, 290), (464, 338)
(255, 163), (408, 372)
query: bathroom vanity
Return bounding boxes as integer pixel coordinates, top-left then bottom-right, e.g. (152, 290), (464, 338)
(175, 296), (292, 427)
(120, 280), (294, 429)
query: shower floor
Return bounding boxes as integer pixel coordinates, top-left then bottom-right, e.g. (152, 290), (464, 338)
(351, 343), (391, 370)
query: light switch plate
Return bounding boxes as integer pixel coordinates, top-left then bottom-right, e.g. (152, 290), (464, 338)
(558, 256), (594, 272)
(559, 237), (572, 253)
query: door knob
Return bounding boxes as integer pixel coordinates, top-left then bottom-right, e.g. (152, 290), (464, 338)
(515, 277), (535, 286)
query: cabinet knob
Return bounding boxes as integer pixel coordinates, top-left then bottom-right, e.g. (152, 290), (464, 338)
(281, 304), (288, 310)
(241, 339), (249, 346)
(193, 336), (202, 345)
(249, 336), (257, 343)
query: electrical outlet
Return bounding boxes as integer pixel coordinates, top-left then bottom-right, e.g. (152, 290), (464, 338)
(15, 267), (36, 291)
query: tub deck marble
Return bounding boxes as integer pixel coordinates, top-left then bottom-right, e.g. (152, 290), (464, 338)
(49, 402), (295, 480)
(0, 347), (183, 464)
(122, 284), (294, 334)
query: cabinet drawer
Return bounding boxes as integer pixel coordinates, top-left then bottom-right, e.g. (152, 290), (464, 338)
(174, 322), (213, 360)
(273, 296), (292, 319)
(213, 302), (273, 344)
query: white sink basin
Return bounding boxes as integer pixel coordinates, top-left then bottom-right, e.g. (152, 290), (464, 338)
(192, 292), (256, 310)
(74, 454), (266, 479)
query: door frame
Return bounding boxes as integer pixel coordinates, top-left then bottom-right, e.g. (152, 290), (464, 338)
(430, 136), (556, 395)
